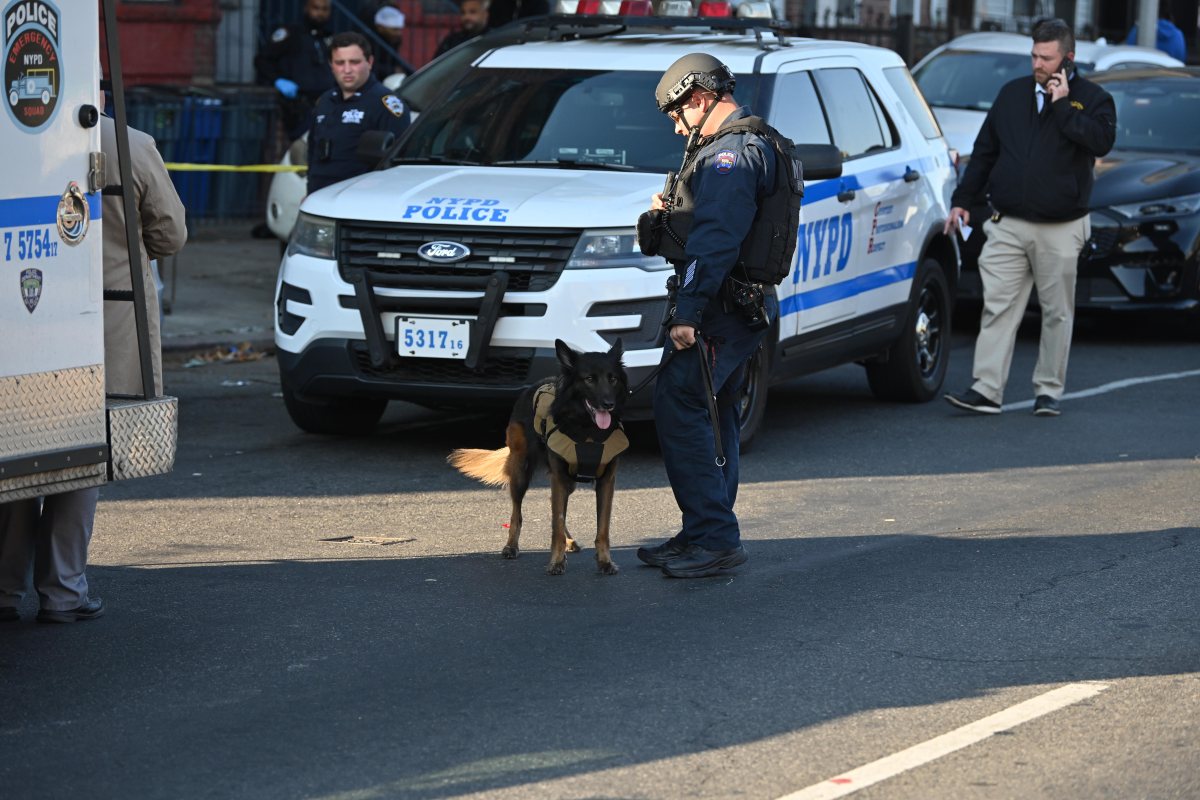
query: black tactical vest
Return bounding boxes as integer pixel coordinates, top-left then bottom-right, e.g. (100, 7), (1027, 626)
(646, 116), (804, 285)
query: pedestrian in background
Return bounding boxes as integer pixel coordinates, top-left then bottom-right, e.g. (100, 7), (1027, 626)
(307, 32), (412, 195)
(372, 5), (407, 82)
(256, 0), (336, 141)
(636, 54), (780, 578)
(0, 117), (186, 624)
(435, 0), (490, 58)
(944, 18), (1116, 418)
(1125, 2), (1187, 62)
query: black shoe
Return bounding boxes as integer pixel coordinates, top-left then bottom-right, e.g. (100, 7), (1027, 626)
(37, 598), (104, 624)
(1033, 395), (1061, 416)
(662, 544), (748, 578)
(637, 537), (689, 567)
(0, 606), (18, 623)
(945, 388), (1001, 415)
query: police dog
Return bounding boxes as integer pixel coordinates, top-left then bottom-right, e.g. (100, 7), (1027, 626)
(448, 339), (628, 575)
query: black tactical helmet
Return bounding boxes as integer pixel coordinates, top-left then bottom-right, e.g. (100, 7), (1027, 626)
(655, 53), (737, 114)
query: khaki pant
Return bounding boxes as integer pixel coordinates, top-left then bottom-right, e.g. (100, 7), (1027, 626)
(970, 214), (1089, 403)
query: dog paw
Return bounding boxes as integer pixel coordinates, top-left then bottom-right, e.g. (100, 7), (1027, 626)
(598, 561), (620, 576)
(565, 538), (581, 553)
(501, 546), (519, 559)
(546, 561), (566, 576)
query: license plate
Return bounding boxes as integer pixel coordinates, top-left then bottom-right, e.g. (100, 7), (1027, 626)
(395, 316), (471, 359)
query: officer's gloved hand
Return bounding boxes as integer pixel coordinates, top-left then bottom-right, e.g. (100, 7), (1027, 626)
(274, 78), (299, 99)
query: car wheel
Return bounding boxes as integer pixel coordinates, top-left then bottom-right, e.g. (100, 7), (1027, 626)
(736, 340), (770, 452)
(280, 377), (386, 435)
(8, 91), (17, 107)
(40, 89), (49, 105)
(866, 258), (950, 402)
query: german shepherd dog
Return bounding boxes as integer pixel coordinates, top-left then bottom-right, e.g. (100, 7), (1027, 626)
(448, 339), (628, 575)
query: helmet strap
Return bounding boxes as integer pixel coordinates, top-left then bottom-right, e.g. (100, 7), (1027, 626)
(685, 91), (723, 149)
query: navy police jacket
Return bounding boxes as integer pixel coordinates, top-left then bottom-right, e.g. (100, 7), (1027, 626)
(306, 77), (411, 194)
(254, 20), (335, 98)
(672, 106), (776, 328)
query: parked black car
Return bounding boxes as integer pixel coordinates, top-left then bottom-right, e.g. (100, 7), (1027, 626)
(958, 67), (1200, 329)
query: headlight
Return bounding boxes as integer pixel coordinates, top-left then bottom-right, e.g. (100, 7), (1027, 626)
(565, 229), (672, 271)
(287, 212), (336, 260)
(1110, 192), (1200, 219)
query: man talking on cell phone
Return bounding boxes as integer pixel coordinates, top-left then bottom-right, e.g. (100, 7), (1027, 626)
(943, 18), (1115, 418)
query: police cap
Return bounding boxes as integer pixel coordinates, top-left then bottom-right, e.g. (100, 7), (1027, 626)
(655, 53), (736, 114)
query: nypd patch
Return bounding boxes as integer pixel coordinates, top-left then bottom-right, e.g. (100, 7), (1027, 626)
(383, 94), (405, 118)
(271, 27), (289, 43)
(714, 150), (738, 174)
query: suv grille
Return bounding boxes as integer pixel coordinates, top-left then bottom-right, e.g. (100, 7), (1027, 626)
(339, 223), (579, 292)
(350, 343), (533, 386)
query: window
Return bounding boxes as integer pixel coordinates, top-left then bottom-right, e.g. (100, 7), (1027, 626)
(768, 71), (832, 145)
(813, 68), (892, 159)
(884, 66), (943, 139)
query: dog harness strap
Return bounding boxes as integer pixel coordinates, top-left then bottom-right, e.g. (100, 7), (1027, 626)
(531, 384), (629, 480)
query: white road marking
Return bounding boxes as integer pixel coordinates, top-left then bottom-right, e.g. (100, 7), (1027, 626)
(1002, 368), (1200, 411)
(776, 682), (1110, 800)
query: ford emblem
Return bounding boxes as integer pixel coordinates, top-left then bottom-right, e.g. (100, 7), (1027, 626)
(417, 241), (471, 263)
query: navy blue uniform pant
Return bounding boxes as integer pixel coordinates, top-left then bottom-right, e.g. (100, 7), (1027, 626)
(653, 296), (776, 551)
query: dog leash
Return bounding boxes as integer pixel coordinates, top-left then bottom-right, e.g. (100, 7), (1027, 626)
(628, 336), (726, 468)
(627, 347), (674, 398)
(695, 336), (726, 467)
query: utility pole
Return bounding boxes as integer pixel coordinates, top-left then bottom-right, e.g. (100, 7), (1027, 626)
(1136, 0), (1158, 50)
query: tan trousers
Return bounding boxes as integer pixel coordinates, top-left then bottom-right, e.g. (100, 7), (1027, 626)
(970, 214), (1089, 403)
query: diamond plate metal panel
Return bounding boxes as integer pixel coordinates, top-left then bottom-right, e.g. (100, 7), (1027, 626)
(0, 468), (107, 504)
(0, 366), (106, 461)
(107, 396), (178, 481)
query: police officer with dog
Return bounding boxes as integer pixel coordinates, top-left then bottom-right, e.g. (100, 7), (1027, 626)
(307, 32), (411, 195)
(636, 54), (800, 578)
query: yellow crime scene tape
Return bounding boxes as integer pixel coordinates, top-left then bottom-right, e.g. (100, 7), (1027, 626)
(164, 163), (306, 173)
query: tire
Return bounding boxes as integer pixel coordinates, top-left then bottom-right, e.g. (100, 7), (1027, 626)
(40, 89), (49, 105)
(736, 340), (770, 452)
(281, 379), (387, 435)
(866, 258), (951, 402)
(8, 91), (17, 107)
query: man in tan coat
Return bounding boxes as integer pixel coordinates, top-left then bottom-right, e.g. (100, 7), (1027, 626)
(0, 117), (185, 624)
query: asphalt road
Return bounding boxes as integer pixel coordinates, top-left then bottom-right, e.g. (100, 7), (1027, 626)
(2, 318), (1197, 800)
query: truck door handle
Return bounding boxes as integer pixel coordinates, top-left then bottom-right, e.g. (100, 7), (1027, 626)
(903, 167), (920, 182)
(837, 189), (856, 202)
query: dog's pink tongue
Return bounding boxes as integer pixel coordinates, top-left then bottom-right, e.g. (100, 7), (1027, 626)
(594, 409), (612, 430)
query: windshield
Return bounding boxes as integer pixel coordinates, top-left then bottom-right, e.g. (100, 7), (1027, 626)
(394, 67), (757, 173)
(913, 51), (1031, 110)
(1105, 78), (1200, 153)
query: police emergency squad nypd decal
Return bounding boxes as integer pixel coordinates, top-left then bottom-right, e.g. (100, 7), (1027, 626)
(4, 0), (61, 132)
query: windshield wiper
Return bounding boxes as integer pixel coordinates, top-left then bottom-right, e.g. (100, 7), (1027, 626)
(389, 155), (485, 166)
(490, 159), (637, 171)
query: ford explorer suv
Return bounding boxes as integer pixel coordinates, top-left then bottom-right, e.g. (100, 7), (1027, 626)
(275, 12), (960, 441)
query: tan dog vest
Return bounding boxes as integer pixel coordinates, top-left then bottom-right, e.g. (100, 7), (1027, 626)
(533, 384), (629, 481)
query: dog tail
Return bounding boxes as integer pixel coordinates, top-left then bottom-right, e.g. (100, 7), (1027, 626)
(447, 447), (512, 487)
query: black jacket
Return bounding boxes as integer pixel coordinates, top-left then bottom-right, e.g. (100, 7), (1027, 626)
(307, 77), (412, 194)
(255, 18), (335, 98)
(952, 74), (1116, 223)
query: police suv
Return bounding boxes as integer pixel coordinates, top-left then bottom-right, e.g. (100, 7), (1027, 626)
(275, 12), (959, 440)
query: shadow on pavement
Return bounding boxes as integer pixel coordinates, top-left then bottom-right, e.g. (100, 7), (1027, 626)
(1, 528), (1196, 798)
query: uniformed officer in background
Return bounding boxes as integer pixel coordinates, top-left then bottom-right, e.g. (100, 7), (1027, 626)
(307, 32), (412, 195)
(636, 54), (779, 578)
(255, 0), (336, 141)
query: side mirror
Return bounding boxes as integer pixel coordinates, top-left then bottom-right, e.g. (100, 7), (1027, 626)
(795, 144), (843, 181)
(356, 130), (395, 166)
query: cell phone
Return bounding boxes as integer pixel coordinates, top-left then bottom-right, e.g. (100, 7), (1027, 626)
(1044, 56), (1073, 87)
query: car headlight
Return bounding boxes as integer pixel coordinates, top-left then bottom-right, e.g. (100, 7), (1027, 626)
(1110, 192), (1200, 219)
(287, 212), (336, 260)
(565, 229), (672, 271)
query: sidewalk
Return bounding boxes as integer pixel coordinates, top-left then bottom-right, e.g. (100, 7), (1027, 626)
(160, 222), (281, 354)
